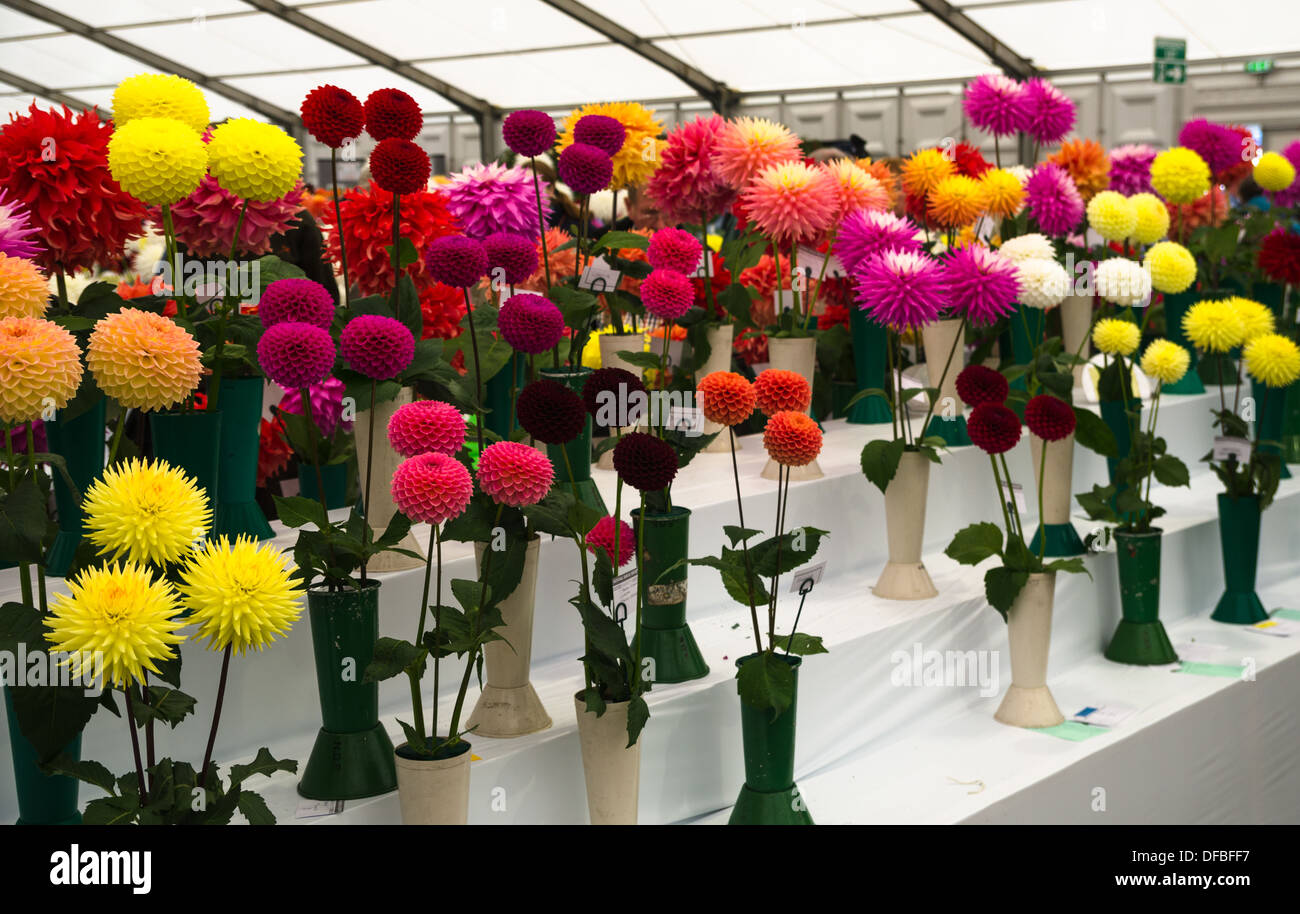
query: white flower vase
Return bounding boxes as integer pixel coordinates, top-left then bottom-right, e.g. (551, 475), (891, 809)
(393, 745), (471, 825)
(700, 324), (738, 453)
(1029, 433), (1086, 557)
(994, 572), (1065, 729)
(574, 696), (641, 825)
(760, 336), (823, 481)
(920, 318), (971, 448)
(355, 388), (424, 572)
(1059, 295), (1092, 389)
(872, 450), (938, 600)
(598, 332), (645, 374)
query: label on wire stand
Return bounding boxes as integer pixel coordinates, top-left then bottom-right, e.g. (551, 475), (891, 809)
(611, 569), (638, 622)
(788, 561), (826, 594)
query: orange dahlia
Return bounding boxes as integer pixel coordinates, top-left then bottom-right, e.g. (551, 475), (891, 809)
(1047, 138), (1110, 201)
(0, 253), (49, 318)
(741, 161), (837, 245)
(900, 148), (956, 200)
(763, 410), (823, 466)
(697, 371), (756, 426)
(858, 158), (900, 208)
(927, 174), (983, 228)
(520, 226), (578, 293)
(0, 316), (83, 423)
(822, 158), (891, 218)
(87, 308), (201, 412)
(711, 117), (802, 190)
(753, 368), (811, 416)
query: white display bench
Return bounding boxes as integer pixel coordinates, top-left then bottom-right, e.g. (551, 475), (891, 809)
(3, 391), (1299, 825)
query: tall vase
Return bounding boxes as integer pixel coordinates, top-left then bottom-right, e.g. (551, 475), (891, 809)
(1028, 432), (1085, 556)
(1210, 494), (1268, 624)
(1106, 529), (1177, 664)
(4, 687), (81, 824)
(598, 332), (645, 375)
(1161, 290), (1204, 394)
(484, 354), (527, 441)
(355, 389), (424, 572)
(574, 696), (640, 825)
(1059, 294), (1092, 389)
(212, 376), (273, 541)
(466, 537), (551, 737)
(847, 307), (892, 425)
(1252, 379), (1291, 479)
(150, 409), (222, 512)
(298, 461), (350, 510)
(630, 507), (708, 683)
(728, 653), (814, 825)
(761, 336), (823, 480)
(921, 317), (971, 446)
(872, 451), (938, 600)
(993, 572), (1064, 729)
(44, 398), (106, 577)
(1098, 399), (1134, 483)
(298, 581), (398, 800)
(701, 323), (739, 453)
(393, 741), (471, 825)
(540, 366), (607, 516)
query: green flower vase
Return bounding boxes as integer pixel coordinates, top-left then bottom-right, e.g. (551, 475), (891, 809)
(631, 506), (708, 683)
(1211, 494), (1269, 624)
(540, 366), (606, 517)
(729, 653), (814, 825)
(1252, 379), (1291, 479)
(44, 398), (106, 577)
(1099, 399), (1136, 522)
(150, 409), (222, 511)
(1105, 529), (1178, 665)
(485, 353), (528, 440)
(212, 376), (273, 540)
(4, 687), (81, 824)
(846, 307), (892, 425)
(298, 461), (351, 510)
(1160, 290), (1205, 394)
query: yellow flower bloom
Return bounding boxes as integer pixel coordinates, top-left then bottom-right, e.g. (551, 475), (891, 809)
(1253, 152), (1296, 193)
(108, 117), (207, 206)
(900, 147), (955, 199)
(0, 253), (49, 318)
(0, 316), (83, 424)
(557, 102), (665, 191)
(1150, 147), (1210, 204)
(206, 118), (303, 202)
(978, 168), (1024, 218)
(46, 562), (186, 688)
(83, 458), (212, 568)
(1182, 298), (1245, 353)
(1129, 192), (1170, 244)
(1143, 241), (1196, 294)
(112, 73), (209, 135)
(1229, 296), (1274, 342)
(179, 536), (303, 654)
(1086, 190), (1137, 241)
(87, 307), (201, 412)
(1140, 338), (1190, 385)
(1244, 332), (1300, 387)
(927, 174), (983, 228)
(1093, 318), (1140, 356)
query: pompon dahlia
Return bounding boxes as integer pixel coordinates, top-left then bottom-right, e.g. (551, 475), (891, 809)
(558, 142), (613, 195)
(364, 88), (422, 141)
(641, 268), (695, 321)
(0, 190), (43, 260)
(1150, 147), (1210, 204)
(1140, 339), (1190, 386)
(88, 308), (200, 412)
(711, 116), (801, 190)
(1267, 141), (1300, 207)
(646, 114), (737, 223)
(503, 109), (557, 157)
(445, 162), (544, 239)
(853, 249), (946, 329)
(1178, 119), (1241, 177)
(391, 452), (474, 526)
(1129, 192), (1171, 244)
(301, 84), (365, 148)
(978, 168), (1025, 218)
(206, 119), (303, 203)
(278, 376), (351, 435)
(1015, 259), (1071, 309)
(967, 403), (1022, 455)
(1024, 162), (1084, 236)
(753, 368), (811, 416)
(834, 210), (921, 273)
(520, 227), (577, 293)
(388, 399), (466, 458)
(258, 321), (335, 390)
(822, 158), (891, 218)
(1024, 394), (1076, 442)
(153, 159), (303, 258)
(956, 363), (1009, 408)
(341, 314), (415, 380)
(647, 227), (703, 274)
(420, 281), (466, 340)
(742, 161), (837, 245)
(483, 231), (539, 286)
(108, 117), (207, 206)
(499, 292), (564, 354)
(1095, 258), (1150, 308)
(963, 74), (1025, 137)
(0, 104), (149, 273)
(258, 277), (335, 329)
(1183, 299), (1245, 353)
(1108, 144), (1157, 196)
(83, 457), (211, 566)
(998, 233), (1055, 263)
(763, 411), (823, 466)
(370, 138), (431, 196)
(1258, 229), (1300, 285)
(1092, 317), (1141, 356)
(516, 378), (586, 444)
(1144, 241), (1197, 294)
(0, 254), (49, 318)
(179, 535), (303, 654)
(477, 440), (554, 506)
(1244, 333), (1300, 388)
(612, 431), (678, 492)
(424, 234), (487, 288)
(1086, 190), (1137, 241)
(941, 245), (1019, 326)
(0, 316), (82, 423)
(586, 515), (635, 569)
(112, 73), (209, 135)
(557, 101), (665, 190)
(927, 174), (983, 228)
(698, 371), (756, 427)
(1019, 78), (1076, 146)
(573, 115), (626, 156)
(583, 366), (644, 424)
(1230, 297), (1275, 342)
(1048, 138), (1109, 202)
(1254, 151), (1296, 192)
(901, 148), (956, 200)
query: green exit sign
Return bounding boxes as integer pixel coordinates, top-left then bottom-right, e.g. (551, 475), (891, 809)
(1154, 36), (1186, 84)
(1245, 59), (1274, 74)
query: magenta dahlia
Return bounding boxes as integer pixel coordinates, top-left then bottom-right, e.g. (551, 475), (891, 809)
(640, 268), (695, 321)
(258, 321), (335, 390)
(1108, 144), (1157, 196)
(645, 114), (737, 224)
(963, 74), (1025, 138)
(258, 277), (335, 329)
(424, 234), (487, 288)
(444, 162), (544, 240)
(941, 245), (1020, 326)
(278, 377), (350, 435)
(853, 250), (946, 329)
(483, 231), (539, 286)
(1024, 162), (1084, 237)
(340, 314), (415, 380)
(834, 209), (922, 274)
(558, 143), (612, 195)
(498, 293), (564, 354)
(1019, 78), (1075, 147)
(502, 109), (557, 157)
(0, 190), (43, 260)
(1268, 141), (1300, 208)
(1178, 118), (1241, 177)
(573, 115), (626, 157)
(647, 227), (703, 274)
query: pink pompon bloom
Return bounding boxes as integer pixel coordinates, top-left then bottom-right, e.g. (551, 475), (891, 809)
(483, 231), (538, 286)
(1019, 78), (1075, 147)
(711, 117), (802, 190)
(963, 74), (1025, 138)
(1178, 118), (1241, 177)
(258, 277), (335, 329)
(1024, 162), (1084, 237)
(0, 190), (43, 260)
(940, 245), (1020, 326)
(476, 440), (554, 507)
(425, 234), (487, 288)
(741, 161), (837, 246)
(573, 115), (626, 157)
(391, 452), (474, 526)
(388, 399), (466, 458)
(833, 209), (921, 274)
(647, 227), (703, 274)
(499, 292), (565, 354)
(640, 268), (695, 321)
(585, 514), (635, 569)
(278, 376), (351, 435)
(645, 114), (737, 223)
(340, 313), (415, 380)
(258, 321), (335, 390)
(444, 162), (544, 240)
(558, 143), (612, 195)
(853, 250), (946, 329)
(1108, 144), (1157, 196)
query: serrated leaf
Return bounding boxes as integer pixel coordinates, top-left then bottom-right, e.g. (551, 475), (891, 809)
(1072, 406), (1118, 458)
(860, 437), (905, 494)
(228, 747), (297, 786)
(984, 566), (1029, 617)
(237, 789), (275, 825)
(772, 632), (828, 656)
(735, 652), (795, 719)
(944, 522), (1003, 566)
(44, 755), (118, 793)
(625, 695), (649, 748)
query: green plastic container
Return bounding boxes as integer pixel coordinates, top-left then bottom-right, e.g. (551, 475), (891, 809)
(846, 307), (892, 425)
(729, 653), (814, 825)
(540, 366), (606, 516)
(298, 461), (350, 510)
(4, 686), (81, 824)
(1160, 290), (1205, 395)
(1105, 529), (1178, 665)
(1251, 379), (1291, 480)
(213, 376), (273, 541)
(1283, 376), (1300, 464)
(150, 409), (222, 509)
(298, 581), (397, 800)
(1029, 522), (1086, 558)
(1211, 494), (1269, 624)
(630, 506), (707, 684)
(44, 398), (106, 577)
(1098, 399), (1133, 482)
(485, 354), (528, 440)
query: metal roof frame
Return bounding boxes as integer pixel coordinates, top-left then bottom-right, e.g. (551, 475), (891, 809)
(0, 65), (101, 115)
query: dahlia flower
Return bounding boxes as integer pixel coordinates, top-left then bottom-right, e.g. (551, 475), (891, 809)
(300, 84), (365, 148)
(978, 168), (1025, 218)
(112, 73), (209, 135)
(259, 277), (335, 329)
(1048, 138), (1109, 202)
(156, 169), (303, 258)
(279, 376), (351, 436)
(997, 233), (1055, 263)
(1150, 147), (1210, 204)
(502, 109), (557, 157)
(1018, 78), (1076, 146)
(370, 138), (432, 196)
(1178, 119), (1241, 177)
(1015, 259), (1071, 309)
(0, 190), (43, 260)
(477, 440), (554, 506)
(612, 432), (677, 492)
(87, 308), (201, 412)
(647, 227), (703, 274)
(763, 411), (823, 466)
(697, 371), (756, 427)
(206, 119), (303, 203)
(1267, 142), (1300, 207)
(364, 88), (422, 142)
(646, 114), (737, 223)
(179, 535), (303, 654)
(108, 117), (207, 206)
(258, 321), (336, 390)
(956, 364), (1009, 407)
(967, 403), (1021, 455)
(586, 515), (635, 569)
(341, 314), (416, 380)
(1094, 258), (1150, 308)
(1086, 190), (1137, 242)
(1258, 229), (1300, 285)
(1129, 192), (1171, 244)
(754, 369), (812, 416)
(853, 249), (946, 329)
(1143, 241), (1196, 294)
(1254, 152), (1296, 192)
(710, 117), (801, 190)
(1108, 144), (1157, 196)
(0, 316), (83, 423)
(1024, 163), (1084, 236)
(927, 174), (983, 228)
(834, 210), (921, 273)
(1244, 333), (1300, 388)
(963, 74), (1025, 137)
(1140, 339), (1190, 386)
(1166, 185), (1229, 236)
(517, 378), (586, 445)
(0, 253), (48, 318)
(822, 158), (891, 218)
(391, 452), (474, 526)
(483, 231), (539, 286)
(445, 162), (544, 239)
(1183, 299), (1245, 353)
(901, 148), (956, 200)
(83, 457), (211, 567)
(519, 227), (577, 293)
(742, 161), (837, 245)
(557, 101), (665, 190)
(941, 245), (1020, 326)
(1024, 394), (1076, 442)
(499, 292), (564, 354)
(1230, 297), (1275, 342)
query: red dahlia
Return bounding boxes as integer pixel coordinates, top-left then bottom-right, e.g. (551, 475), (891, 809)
(955, 364), (1009, 408)
(364, 88), (422, 142)
(516, 378), (587, 445)
(300, 85), (365, 148)
(612, 432), (678, 492)
(1258, 229), (1300, 286)
(967, 403), (1022, 455)
(370, 138), (431, 195)
(1024, 394), (1076, 442)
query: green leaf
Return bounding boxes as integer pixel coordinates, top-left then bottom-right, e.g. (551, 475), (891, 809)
(1072, 406), (1118, 458)
(384, 236), (420, 269)
(625, 695), (650, 748)
(0, 477), (48, 564)
(1152, 454), (1190, 487)
(9, 680), (99, 763)
(450, 578), (488, 613)
(272, 494), (330, 530)
(1075, 484), (1120, 523)
(45, 755), (118, 794)
(772, 632), (828, 656)
(82, 794), (140, 825)
(593, 230), (650, 252)
(717, 283), (754, 328)
(842, 386), (890, 413)
(229, 747), (298, 786)
(363, 637), (426, 683)
(722, 525), (763, 547)
(131, 686), (197, 729)
(613, 350), (665, 372)
(984, 566), (1029, 618)
(237, 789), (276, 825)
(0, 600), (43, 658)
(860, 438), (905, 494)
(945, 522), (1003, 566)
(749, 527), (828, 577)
(735, 652), (795, 718)
(1045, 557), (1090, 578)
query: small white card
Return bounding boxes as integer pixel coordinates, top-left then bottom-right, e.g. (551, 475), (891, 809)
(666, 405), (704, 434)
(578, 258), (622, 293)
(1070, 703), (1137, 728)
(1000, 481), (1028, 514)
(611, 568), (638, 616)
(1212, 436), (1253, 463)
(1247, 618), (1298, 637)
(796, 245), (846, 279)
(280, 477), (300, 497)
(1174, 641), (1228, 663)
(788, 561), (826, 593)
(295, 798), (344, 819)
(691, 253), (708, 278)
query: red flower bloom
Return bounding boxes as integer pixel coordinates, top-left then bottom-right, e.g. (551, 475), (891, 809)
(763, 411), (823, 466)
(419, 280), (466, 340)
(257, 416), (292, 487)
(370, 138), (431, 196)
(1024, 394), (1076, 442)
(754, 368), (811, 415)
(967, 403), (1022, 455)
(952, 142), (992, 179)
(300, 85), (365, 149)
(816, 303), (850, 331)
(1259, 229), (1300, 286)
(364, 88), (421, 142)
(733, 328), (769, 366)
(955, 364), (1008, 408)
(692, 251), (730, 316)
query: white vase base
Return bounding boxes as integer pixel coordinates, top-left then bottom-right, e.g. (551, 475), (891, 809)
(994, 684), (1065, 729)
(760, 458), (824, 481)
(466, 683), (553, 738)
(872, 562), (938, 600)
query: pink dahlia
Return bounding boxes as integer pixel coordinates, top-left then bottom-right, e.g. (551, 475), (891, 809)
(258, 277), (335, 329)
(391, 452), (474, 526)
(640, 269), (695, 321)
(388, 398), (466, 457)
(444, 162), (544, 239)
(852, 250), (947, 329)
(586, 515), (635, 569)
(963, 74), (1025, 137)
(476, 440), (554, 507)
(834, 210), (921, 273)
(499, 292), (564, 354)
(1019, 78), (1075, 147)
(278, 377), (351, 435)
(941, 245), (1020, 326)
(741, 161), (837, 246)
(258, 321), (335, 390)
(711, 117), (801, 190)
(647, 227), (703, 274)
(645, 114), (737, 223)
(822, 158), (892, 219)
(0, 190), (42, 260)
(483, 231), (538, 286)
(502, 109), (557, 157)
(1108, 144), (1157, 196)
(1178, 118), (1241, 177)
(340, 314), (415, 380)
(425, 234), (487, 288)
(1024, 162), (1084, 237)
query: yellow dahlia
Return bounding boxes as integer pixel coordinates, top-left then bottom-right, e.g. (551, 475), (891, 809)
(1229, 296), (1275, 341)
(46, 562), (186, 688)
(108, 117), (207, 206)
(1243, 332), (1300, 387)
(1140, 338), (1190, 385)
(1086, 190), (1137, 241)
(1129, 192), (1170, 244)
(978, 168), (1025, 217)
(179, 536), (303, 654)
(87, 307), (201, 412)
(900, 147), (956, 199)
(927, 174), (983, 228)
(1253, 152), (1296, 193)
(1183, 298), (1245, 353)
(1143, 241), (1197, 294)
(83, 457), (212, 567)
(558, 102), (665, 191)
(206, 118), (303, 202)
(0, 253), (49, 318)
(1150, 147), (1210, 204)
(112, 73), (210, 135)
(1092, 317), (1140, 356)
(0, 316), (83, 424)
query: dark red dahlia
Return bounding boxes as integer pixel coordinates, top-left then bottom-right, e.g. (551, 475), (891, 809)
(516, 378), (586, 444)
(612, 431), (678, 492)
(301, 85), (364, 148)
(425, 234), (487, 288)
(582, 367), (645, 427)
(502, 109), (556, 157)
(1024, 394), (1076, 442)
(1259, 229), (1300, 286)
(573, 115), (626, 157)
(364, 88), (422, 142)
(955, 364), (1009, 408)
(967, 403), (1022, 455)
(558, 142), (612, 195)
(483, 231), (538, 286)
(370, 138), (431, 195)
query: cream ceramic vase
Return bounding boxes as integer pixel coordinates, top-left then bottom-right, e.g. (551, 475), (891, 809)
(872, 450), (938, 600)
(598, 332), (645, 375)
(1059, 295), (1092, 389)
(700, 323), (738, 453)
(356, 388), (423, 571)
(994, 572), (1065, 728)
(393, 745), (471, 825)
(761, 335), (823, 481)
(574, 696), (640, 825)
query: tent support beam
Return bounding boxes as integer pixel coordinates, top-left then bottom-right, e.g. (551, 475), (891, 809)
(0, 66), (102, 116)
(910, 0), (1035, 79)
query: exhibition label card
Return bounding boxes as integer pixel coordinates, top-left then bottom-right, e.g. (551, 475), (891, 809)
(1176, 661), (1246, 678)
(1034, 721), (1107, 742)
(611, 569), (638, 619)
(1246, 618), (1299, 637)
(1069, 703), (1137, 728)
(295, 799), (344, 819)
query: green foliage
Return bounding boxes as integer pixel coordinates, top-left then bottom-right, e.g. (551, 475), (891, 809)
(277, 497), (420, 589)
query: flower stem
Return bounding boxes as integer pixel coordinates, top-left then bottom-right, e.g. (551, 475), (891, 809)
(1036, 437), (1048, 562)
(360, 378), (377, 582)
(730, 426), (763, 651)
(123, 684), (147, 805)
(199, 644), (232, 791)
(432, 524), (443, 739)
(462, 289), (486, 457)
(331, 147), (351, 309)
